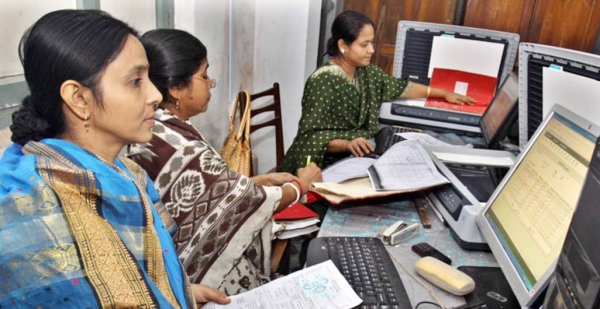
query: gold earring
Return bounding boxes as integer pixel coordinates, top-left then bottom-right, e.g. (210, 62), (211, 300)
(341, 49), (345, 55)
(83, 111), (89, 132)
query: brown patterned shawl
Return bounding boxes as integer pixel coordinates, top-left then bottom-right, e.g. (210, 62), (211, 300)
(128, 109), (281, 295)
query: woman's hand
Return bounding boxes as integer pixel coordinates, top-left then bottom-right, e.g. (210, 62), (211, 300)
(252, 172), (297, 186)
(296, 162), (322, 193)
(345, 137), (375, 157)
(192, 284), (230, 307)
(443, 92), (476, 105)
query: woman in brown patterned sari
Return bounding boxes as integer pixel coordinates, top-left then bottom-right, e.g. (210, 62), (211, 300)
(128, 29), (321, 296)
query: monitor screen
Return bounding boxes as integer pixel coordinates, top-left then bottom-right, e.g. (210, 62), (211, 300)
(480, 72), (519, 149)
(544, 138), (600, 309)
(476, 104), (600, 307)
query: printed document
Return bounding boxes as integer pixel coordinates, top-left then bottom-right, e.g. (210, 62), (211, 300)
(368, 139), (449, 191)
(203, 260), (362, 309)
(398, 132), (463, 147)
(322, 157), (377, 183)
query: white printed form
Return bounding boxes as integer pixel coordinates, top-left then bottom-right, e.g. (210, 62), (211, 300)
(203, 260), (362, 309)
(454, 81), (469, 95)
(369, 139), (449, 191)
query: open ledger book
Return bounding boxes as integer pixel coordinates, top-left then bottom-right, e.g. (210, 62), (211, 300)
(203, 260), (361, 309)
(312, 139), (449, 205)
(367, 139), (449, 190)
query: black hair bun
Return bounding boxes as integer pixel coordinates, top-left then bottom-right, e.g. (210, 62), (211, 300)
(10, 95), (51, 145)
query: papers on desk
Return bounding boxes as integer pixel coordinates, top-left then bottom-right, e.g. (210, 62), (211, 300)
(426, 145), (517, 167)
(203, 260), (362, 309)
(311, 177), (408, 205)
(397, 132), (465, 148)
(310, 140), (451, 204)
(432, 151), (515, 167)
(322, 157), (376, 183)
(275, 222), (320, 240)
(368, 139), (449, 191)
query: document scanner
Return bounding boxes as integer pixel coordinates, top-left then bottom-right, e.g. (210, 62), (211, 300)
(424, 146), (516, 250)
(379, 21), (519, 135)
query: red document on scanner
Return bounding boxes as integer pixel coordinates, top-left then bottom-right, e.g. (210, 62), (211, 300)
(425, 68), (498, 115)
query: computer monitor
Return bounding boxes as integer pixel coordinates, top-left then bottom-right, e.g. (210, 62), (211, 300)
(475, 104), (600, 307)
(392, 21), (519, 86)
(543, 138), (600, 309)
(479, 72), (519, 149)
(518, 43), (600, 149)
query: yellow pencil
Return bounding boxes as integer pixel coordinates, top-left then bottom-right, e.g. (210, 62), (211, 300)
(306, 155), (311, 167)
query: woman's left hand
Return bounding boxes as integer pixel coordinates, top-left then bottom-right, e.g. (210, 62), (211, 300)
(192, 284), (230, 307)
(444, 92), (476, 105)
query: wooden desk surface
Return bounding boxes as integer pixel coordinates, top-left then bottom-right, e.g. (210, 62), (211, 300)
(317, 196), (497, 308)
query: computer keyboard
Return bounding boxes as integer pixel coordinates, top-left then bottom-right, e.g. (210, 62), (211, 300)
(374, 126), (421, 155)
(306, 237), (411, 309)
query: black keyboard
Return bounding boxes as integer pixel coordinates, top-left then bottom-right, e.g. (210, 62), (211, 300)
(306, 237), (411, 309)
(374, 126), (421, 155)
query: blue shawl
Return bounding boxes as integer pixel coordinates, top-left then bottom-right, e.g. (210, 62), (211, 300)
(0, 139), (195, 308)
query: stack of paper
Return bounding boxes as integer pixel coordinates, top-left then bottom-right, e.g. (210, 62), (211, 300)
(272, 202), (319, 239)
(367, 139), (449, 191)
(310, 139), (449, 205)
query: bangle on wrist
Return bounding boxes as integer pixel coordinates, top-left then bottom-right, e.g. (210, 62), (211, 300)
(290, 179), (305, 195)
(282, 182), (300, 205)
(426, 86), (431, 99)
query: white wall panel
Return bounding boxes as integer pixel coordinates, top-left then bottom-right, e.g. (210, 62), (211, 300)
(0, 0), (76, 78)
(100, 0), (156, 34)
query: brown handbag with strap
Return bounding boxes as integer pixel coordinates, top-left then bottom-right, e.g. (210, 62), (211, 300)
(221, 91), (252, 176)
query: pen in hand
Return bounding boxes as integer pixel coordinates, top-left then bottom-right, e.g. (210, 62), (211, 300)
(306, 155), (311, 167)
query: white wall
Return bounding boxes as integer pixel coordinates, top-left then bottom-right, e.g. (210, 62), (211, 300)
(101, 0), (156, 34)
(182, 0), (321, 174)
(0, 0), (76, 78)
(253, 0), (321, 146)
(176, 1), (233, 153)
(0, 1), (321, 173)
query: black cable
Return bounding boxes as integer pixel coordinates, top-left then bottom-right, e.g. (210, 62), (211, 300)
(415, 301), (443, 309)
(415, 300), (487, 309)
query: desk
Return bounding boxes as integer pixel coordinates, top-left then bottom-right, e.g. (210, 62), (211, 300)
(317, 196), (497, 308)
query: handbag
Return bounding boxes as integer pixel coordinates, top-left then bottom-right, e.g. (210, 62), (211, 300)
(221, 90), (252, 176)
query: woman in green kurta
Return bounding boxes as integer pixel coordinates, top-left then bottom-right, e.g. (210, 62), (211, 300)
(282, 11), (475, 174)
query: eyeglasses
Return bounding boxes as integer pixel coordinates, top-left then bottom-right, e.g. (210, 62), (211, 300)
(195, 76), (217, 89)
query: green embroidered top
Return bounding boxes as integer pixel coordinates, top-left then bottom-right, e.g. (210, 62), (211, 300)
(282, 63), (411, 173)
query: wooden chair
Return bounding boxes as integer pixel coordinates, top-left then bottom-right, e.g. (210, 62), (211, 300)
(238, 83), (284, 175)
(237, 83), (288, 274)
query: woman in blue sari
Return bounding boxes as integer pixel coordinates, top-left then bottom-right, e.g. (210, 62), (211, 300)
(0, 10), (230, 308)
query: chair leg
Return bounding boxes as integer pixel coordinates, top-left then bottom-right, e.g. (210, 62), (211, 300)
(271, 239), (290, 276)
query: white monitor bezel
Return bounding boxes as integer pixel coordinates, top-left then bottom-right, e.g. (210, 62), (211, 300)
(476, 104), (600, 307)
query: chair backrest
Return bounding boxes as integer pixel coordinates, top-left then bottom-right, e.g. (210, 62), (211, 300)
(238, 82), (284, 173)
